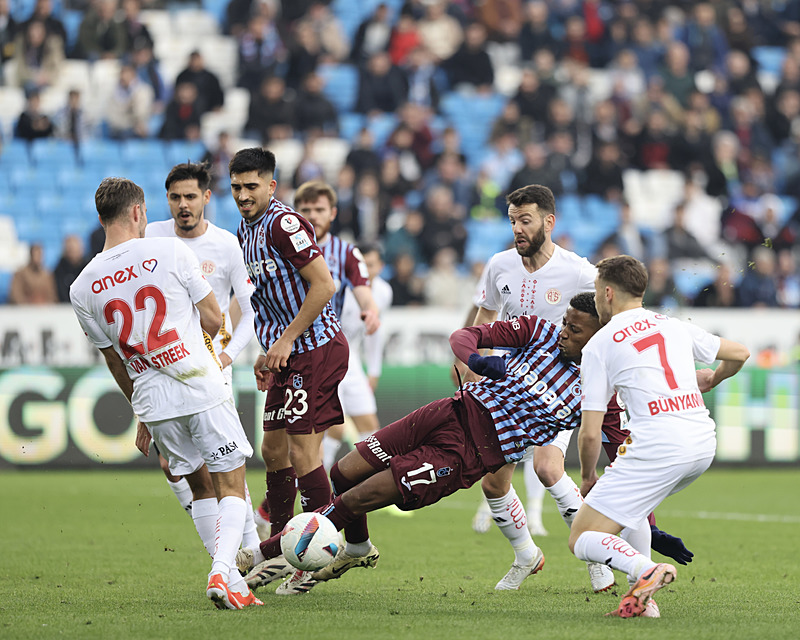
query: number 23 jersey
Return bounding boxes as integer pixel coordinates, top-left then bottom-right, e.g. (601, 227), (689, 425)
(70, 237), (229, 422)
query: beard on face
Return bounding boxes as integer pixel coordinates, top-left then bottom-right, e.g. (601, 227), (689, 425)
(515, 223), (546, 257)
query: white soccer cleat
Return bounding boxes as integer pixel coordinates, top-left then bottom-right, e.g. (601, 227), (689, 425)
(587, 561), (616, 592)
(235, 547), (256, 575)
(495, 547), (545, 591)
(244, 557), (294, 590)
(311, 544), (380, 581)
(275, 569), (317, 595)
(253, 510), (271, 542)
(641, 599), (661, 618)
(472, 501), (492, 534)
(526, 519), (548, 537)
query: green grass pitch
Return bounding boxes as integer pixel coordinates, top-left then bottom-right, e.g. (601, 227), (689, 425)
(2, 468), (798, 639)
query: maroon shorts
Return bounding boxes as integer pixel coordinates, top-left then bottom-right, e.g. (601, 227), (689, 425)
(355, 395), (502, 511)
(263, 331), (349, 435)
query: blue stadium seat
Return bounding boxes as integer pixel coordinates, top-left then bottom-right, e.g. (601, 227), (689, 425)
(30, 138), (78, 168)
(0, 270), (13, 304)
(202, 0), (229, 27)
(557, 194), (582, 226)
(318, 63), (359, 113)
(752, 46), (786, 75)
(367, 113), (398, 148)
(164, 140), (208, 165)
(0, 139), (32, 170)
(339, 112), (365, 142)
(120, 139), (168, 166)
(78, 139), (123, 168)
(62, 9), (82, 51)
(464, 218), (512, 265)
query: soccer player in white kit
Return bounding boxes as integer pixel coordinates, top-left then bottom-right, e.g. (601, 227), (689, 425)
(569, 255), (749, 618)
(457, 185), (615, 592)
(145, 162), (262, 551)
(70, 177), (261, 609)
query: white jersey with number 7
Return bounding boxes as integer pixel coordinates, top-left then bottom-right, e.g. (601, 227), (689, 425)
(580, 307), (721, 461)
(70, 237), (229, 422)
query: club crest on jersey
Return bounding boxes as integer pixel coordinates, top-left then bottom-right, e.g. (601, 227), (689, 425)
(545, 288), (561, 304)
(142, 259), (157, 272)
(201, 260), (216, 276)
(292, 374), (303, 389)
(281, 214), (301, 233)
(436, 466), (453, 477)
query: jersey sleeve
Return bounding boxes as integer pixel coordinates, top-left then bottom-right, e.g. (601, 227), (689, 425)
(576, 259), (597, 293)
(175, 240), (213, 303)
(269, 213), (322, 270)
(70, 291), (113, 350)
(580, 342), (615, 412)
(450, 315), (554, 362)
(344, 245), (370, 288)
(222, 239), (256, 361)
(475, 259), (500, 311)
(472, 262), (489, 307)
(684, 321), (722, 364)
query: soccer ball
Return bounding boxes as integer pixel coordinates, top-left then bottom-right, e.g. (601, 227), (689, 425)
(280, 512), (340, 571)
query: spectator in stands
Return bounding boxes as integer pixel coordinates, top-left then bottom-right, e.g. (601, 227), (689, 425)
(663, 201), (717, 262)
(669, 108), (714, 174)
(396, 102), (435, 168)
(545, 129), (579, 195)
(659, 41), (696, 108)
(424, 150), (471, 209)
(632, 109), (674, 171)
(345, 127), (380, 179)
(120, 0), (153, 53)
(590, 99), (622, 148)
(693, 263), (738, 307)
(766, 88), (800, 145)
(776, 248), (800, 308)
(384, 210), (424, 267)
(580, 141), (625, 201)
(341, 172), (390, 242)
(106, 63), (154, 139)
(14, 89), (54, 140)
(725, 50), (761, 97)
(388, 12), (420, 67)
(722, 5), (756, 55)
(175, 50), (224, 116)
(245, 75), (294, 143)
(642, 256), (684, 308)
(293, 71), (339, 136)
(443, 21), (493, 92)
(730, 95), (774, 161)
(419, 184), (467, 264)
(630, 17), (663, 78)
(385, 123), (423, 186)
(389, 252), (425, 306)
(54, 89), (96, 143)
(355, 51), (408, 115)
(75, 0), (127, 60)
(423, 246), (472, 309)
(225, 0), (252, 38)
(203, 130), (234, 196)
(131, 41), (166, 109)
(404, 45), (445, 111)
(417, 0), (463, 63)
(13, 19), (64, 91)
(351, 2), (392, 66)
(508, 141), (562, 195)
(302, 1), (348, 63)
(737, 246), (779, 307)
(8, 243), (57, 305)
(159, 82), (202, 140)
(608, 49), (647, 107)
(598, 200), (654, 264)
(291, 137), (325, 188)
(705, 129), (740, 199)
(379, 153), (414, 204)
(0, 0), (17, 70)
(53, 234), (87, 303)
(479, 130), (524, 194)
(236, 13), (286, 93)
(476, 0), (523, 43)
(513, 67), (556, 138)
(285, 20), (321, 90)
(467, 169), (505, 219)
(678, 2), (728, 73)
(518, 1), (558, 61)
(21, 0), (66, 45)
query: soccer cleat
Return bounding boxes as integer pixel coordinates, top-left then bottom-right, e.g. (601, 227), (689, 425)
(495, 547), (545, 590)
(235, 547), (257, 575)
(587, 561), (616, 592)
(640, 599), (661, 618)
(606, 563), (676, 618)
(311, 545), (380, 582)
(472, 501), (492, 534)
(275, 569), (317, 595)
(527, 519), (548, 537)
(253, 510), (271, 542)
(244, 557), (294, 590)
(206, 573), (264, 609)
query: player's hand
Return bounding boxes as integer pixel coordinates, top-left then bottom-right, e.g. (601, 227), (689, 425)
(650, 525), (694, 565)
(467, 353), (506, 380)
(254, 354), (272, 391)
(361, 309), (380, 335)
(135, 420), (151, 456)
(265, 337), (291, 373)
(368, 375), (379, 391)
(696, 368), (715, 393)
(219, 352), (233, 369)
(580, 471), (598, 497)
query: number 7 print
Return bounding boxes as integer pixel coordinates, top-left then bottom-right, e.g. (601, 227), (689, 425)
(632, 332), (679, 390)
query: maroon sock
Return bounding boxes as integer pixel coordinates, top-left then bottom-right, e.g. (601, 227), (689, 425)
(259, 531), (283, 561)
(266, 467), (297, 537)
(330, 462), (369, 544)
(297, 465), (332, 512)
(321, 495), (359, 531)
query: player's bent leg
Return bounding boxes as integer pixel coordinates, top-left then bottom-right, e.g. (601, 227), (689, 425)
(288, 430), (332, 513)
(522, 456), (547, 536)
(475, 463), (514, 534)
(351, 413), (379, 438)
(159, 451), (194, 515)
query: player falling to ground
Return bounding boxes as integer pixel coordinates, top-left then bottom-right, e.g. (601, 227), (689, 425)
(144, 161), (262, 552)
(230, 149), (350, 595)
(569, 255), (749, 618)
(70, 178), (260, 609)
(237, 293), (620, 593)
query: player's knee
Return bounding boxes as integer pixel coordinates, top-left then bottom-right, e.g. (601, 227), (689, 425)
(481, 474), (510, 499)
(533, 456), (564, 487)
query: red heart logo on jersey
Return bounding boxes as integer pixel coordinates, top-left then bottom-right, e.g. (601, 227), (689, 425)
(142, 259), (158, 272)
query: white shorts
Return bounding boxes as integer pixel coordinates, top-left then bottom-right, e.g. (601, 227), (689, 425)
(585, 453), (714, 530)
(520, 428), (573, 462)
(147, 397), (253, 476)
(337, 353), (377, 417)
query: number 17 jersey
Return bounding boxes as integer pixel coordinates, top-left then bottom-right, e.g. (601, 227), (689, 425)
(70, 237), (229, 422)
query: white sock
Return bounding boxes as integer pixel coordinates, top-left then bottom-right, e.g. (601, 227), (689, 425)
(545, 472), (584, 528)
(241, 482), (261, 549)
(210, 496), (247, 580)
(487, 486), (537, 566)
(322, 435), (341, 471)
(620, 519), (652, 586)
(167, 477), (193, 515)
(573, 531), (656, 579)
(345, 539), (372, 557)
(522, 457), (545, 521)
(192, 497), (219, 557)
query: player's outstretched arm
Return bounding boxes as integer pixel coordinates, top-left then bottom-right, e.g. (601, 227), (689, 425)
(196, 290), (223, 339)
(352, 284), (381, 335)
(697, 338), (750, 393)
(577, 410), (605, 497)
(100, 345), (134, 403)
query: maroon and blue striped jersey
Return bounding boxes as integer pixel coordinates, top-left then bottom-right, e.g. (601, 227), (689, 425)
(319, 235), (369, 318)
(238, 198), (340, 355)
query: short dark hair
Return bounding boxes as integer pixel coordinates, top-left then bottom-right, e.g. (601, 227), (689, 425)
(165, 161), (212, 192)
(95, 177), (145, 224)
(569, 292), (598, 318)
(505, 184), (556, 215)
(357, 242), (383, 260)
(229, 147), (276, 177)
(294, 180), (337, 208)
(596, 255), (649, 298)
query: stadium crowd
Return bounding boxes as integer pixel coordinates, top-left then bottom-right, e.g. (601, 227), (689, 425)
(1, 0), (800, 312)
